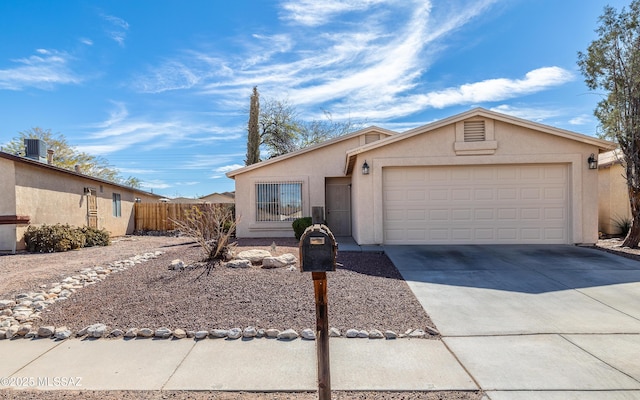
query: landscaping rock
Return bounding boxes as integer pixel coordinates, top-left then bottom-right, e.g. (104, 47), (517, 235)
(195, 330), (209, 339)
(425, 325), (440, 336)
(329, 327), (341, 337)
(173, 328), (187, 339)
(169, 259), (185, 271)
(277, 329), (299, 340)
(345, 329), (359, 338)
(110, 329), (124, 338)
(17, 324), (31, 336)
(225, 259), (252, 269)
(243, 326), (257, 338)
(262, 253), (297, 268)
(265, 328), (280, 338)
(228, 327), (242, 339)
(155, 327), (172, 339)
(409, 329), (426, 338)
(138, 328), (154, 338)
(301, 328), (316, 340)
(237, 249), (272, 264)
(38, 326), (55, 338)
(0, 300), (16, 310)
(124, 328), (138, 338)
(210, 329), (228, 338)
(384, 330), (398, 339)
(54, 327), (72, 340)
(88, 323), (108, 338)
(369, 329), (384, 339)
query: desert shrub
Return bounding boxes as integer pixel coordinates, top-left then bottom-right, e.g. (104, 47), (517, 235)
(171, 204), (237, 263)
(79, 226), (111, 247)
(24, 224), (111, 253)
(612, 215), (632, 237)
(24, 224), (84, 253)
(292, 217), (313, 240)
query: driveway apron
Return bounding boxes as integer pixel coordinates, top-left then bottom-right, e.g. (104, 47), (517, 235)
(385, 244), (640, 397)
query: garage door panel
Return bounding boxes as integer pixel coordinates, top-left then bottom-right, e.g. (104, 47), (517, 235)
(383, 164), (569, 244)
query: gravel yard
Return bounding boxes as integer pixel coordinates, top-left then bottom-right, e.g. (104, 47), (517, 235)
(1, 235), (484, 399)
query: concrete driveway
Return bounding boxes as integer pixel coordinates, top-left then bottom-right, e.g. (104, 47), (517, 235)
(385, 244), (640, 399)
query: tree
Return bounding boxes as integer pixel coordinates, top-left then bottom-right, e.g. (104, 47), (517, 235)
(245, 86), (261, 165)
(4, 127), (141, 189)
(257, 97), (359, 158)
(259, 97), (302, 157)
(578, 1), (640, 247)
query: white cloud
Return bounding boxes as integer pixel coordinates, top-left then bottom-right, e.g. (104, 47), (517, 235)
(489, 104), (566, 122)
(216, 164), (244, 173)
(79, 103), (241, 155)
(0, 49), (82, 90)
(102, 14), (129, 46)
(280, 0), (390, 26)
(569, 114), (592, 125)
(134, 60), (203, 93)
(80, 38), (93, 46)
(141, 180), (172, 190)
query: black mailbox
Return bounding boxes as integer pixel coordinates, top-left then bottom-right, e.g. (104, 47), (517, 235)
(299, 224), (337, 272)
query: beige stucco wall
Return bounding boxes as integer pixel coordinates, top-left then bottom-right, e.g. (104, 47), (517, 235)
(350, 119), (601, 245)
(232, 115), (607, 245)
(11, 161), (159, 250)
(0, 158), (17, 252)
(233, 135), (363, 238)
(598, 163), (631, 235)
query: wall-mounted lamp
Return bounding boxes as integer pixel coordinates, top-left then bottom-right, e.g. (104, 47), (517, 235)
(362, 160), (370, 175)
(83, 187), (91, 194)
(587, 153), (598, 170)
(134, 198), (142, 203)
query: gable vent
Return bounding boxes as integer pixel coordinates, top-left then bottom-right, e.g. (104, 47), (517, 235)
(463, 121), (486, 142)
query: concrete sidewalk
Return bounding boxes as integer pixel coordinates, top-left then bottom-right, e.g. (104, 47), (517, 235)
(0, 337), (477, 392)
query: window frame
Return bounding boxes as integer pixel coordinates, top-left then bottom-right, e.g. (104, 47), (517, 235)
(254, 181), (303, 223)
(112, 193), (122, 217)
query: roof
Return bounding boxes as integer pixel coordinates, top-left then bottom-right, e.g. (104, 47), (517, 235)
(344, 107), (618, 174)
(225, 126), (396, 178)
(0, 151), (162, 198)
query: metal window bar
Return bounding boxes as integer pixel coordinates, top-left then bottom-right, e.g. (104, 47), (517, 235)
(256, 181), (302, 222)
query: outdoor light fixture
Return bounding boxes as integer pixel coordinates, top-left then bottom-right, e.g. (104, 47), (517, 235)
(362, 160), (370, 175)
(587, 153), (598, 170)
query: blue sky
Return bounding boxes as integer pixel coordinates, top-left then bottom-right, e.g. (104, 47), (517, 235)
(0, 0), (629, 198)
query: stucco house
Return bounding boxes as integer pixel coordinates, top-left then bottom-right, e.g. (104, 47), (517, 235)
(227, 108), (616, 245)
(0, 149), (162, 253)
(598, 149), (631, 235)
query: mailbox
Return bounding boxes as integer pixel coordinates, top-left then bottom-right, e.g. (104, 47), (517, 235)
(299, 224), (337, 272)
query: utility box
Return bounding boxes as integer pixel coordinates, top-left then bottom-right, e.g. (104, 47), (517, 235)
(299, 224), (337, 272)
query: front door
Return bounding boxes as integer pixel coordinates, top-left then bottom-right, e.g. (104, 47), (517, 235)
(326, 178), (351, 236)
(87, 189), (98, 229)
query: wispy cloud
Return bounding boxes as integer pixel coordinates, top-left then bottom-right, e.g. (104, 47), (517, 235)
(569, 114), (592, 125)
(79, 103), (240, 155)
(489, 104), (567, 122)
(0, 49), (82, 90)
(212, 164), (244, 179)
(280, 0), (390, 27)
(132, 0), (572, 126)
(80, 38), (93, 46)
(102, 14), (129, 46)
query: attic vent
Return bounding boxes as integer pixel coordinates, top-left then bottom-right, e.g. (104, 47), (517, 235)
(24, 139), (48, 162)
(463, 121), (486, 142)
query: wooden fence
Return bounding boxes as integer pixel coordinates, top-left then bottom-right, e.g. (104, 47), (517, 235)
(134, 203), (199, 232)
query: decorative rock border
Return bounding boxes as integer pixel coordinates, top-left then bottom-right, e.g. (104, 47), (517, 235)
(0, 250), (440, 341)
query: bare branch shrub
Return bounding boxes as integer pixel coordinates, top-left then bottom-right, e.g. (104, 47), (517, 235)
(171, 204), (237, 262)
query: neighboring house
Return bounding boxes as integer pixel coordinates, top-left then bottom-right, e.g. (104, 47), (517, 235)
(200, 191), (235, 204)
(598, 149), (631, 235)
(0, 149), (162, 253)
(227, 108), (616, 245)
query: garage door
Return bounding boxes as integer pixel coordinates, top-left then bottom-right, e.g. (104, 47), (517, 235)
(383, 164), (569, 244)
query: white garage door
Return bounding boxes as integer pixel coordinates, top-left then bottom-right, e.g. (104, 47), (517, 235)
(383, 164), (569, 244)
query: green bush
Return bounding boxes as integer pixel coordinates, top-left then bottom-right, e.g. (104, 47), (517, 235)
(24, 224), (110, 253)
(292, 217), (313, 240)
(79, 226), (111, 247)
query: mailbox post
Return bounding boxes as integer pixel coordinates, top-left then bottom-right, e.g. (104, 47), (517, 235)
(299, 224), (337, 400)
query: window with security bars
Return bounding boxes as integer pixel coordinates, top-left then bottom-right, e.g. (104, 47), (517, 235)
(463, 120), (486, 142)
(255, 181), (303, 222)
